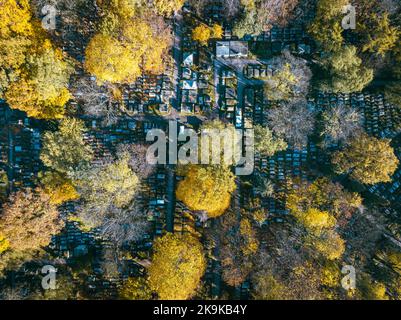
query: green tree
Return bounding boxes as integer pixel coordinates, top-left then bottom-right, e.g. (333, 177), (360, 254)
(362, 13), (400, 57)
(308, 0), (348, 51)
(72, 154), (139, 227)
(254, 124), (287, 156)
(40, 117), (93, 175)
(319, 46), (374, 93)
(358, 274), (389, 300)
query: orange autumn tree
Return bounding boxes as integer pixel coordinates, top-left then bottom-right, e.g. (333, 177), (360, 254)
(176, 165), (236, 218)
(148, 233), (206, 300)
(0, 188), (64, 261)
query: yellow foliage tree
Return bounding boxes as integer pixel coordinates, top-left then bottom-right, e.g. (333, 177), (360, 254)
(332, 133), (399, 185)
(153, 0), (185, 16)
(362, 13), (400, 57)
(119, 277), (152, 300)
(296, 208), (336, 234)
(85, 3), (172, 84)
(0, 0), (32, 71)
(40, 117), (93, 175)
(321, 262), (341, 288)
(308, 0), (348, 51)
(312, 230), (345, 260)
(148, 233), (206, 300)
(286, 177), (361, 220)
(211, 23), (223, 39)
(0, 188), (64, 252)
(0, 2), (73, 119)
(85, 34), (142, 84)
(176, 165), (236, 218)
(0, 233), (10, 254)
(263, 63), (298, 101)
(359, 274), (389, 300)
(192, 24), (211, 45)
(239, 218), (259, 255)
(5, 43), (73, 119)
(39, 171), (79, 205)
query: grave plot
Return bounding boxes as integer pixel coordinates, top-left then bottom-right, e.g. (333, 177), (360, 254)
(203, 0), (224, 24)
(218, 68), (238, 123)
(243, 86), (264, 126)
(240, 87), (318, 222)
(315, 92), (401, 139)
(359, 94), (401, 138)
(248, 142), (318, 222)
(180, 20), (214, 114)
(250, 26), (315, 58)
(173, 204), (201, 236)
(0, 103), (9, 174)
(243, 64), (272, 80)
(5, 112), (43, 191)
(122, 72), (174, 115)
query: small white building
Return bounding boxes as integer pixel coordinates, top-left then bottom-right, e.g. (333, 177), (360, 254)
(216, 41), (249, 58)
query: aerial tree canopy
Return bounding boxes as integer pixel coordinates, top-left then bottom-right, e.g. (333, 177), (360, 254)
(39, 171), (79, 205)
(72, 154), (140, 228)
(263, 51), (311, 101)
(286, 178), (361, 260)
(267, 100), (316, 149)
(233, 0), (299, 38)
(176, 165), (236, 218)
(192, 23), (223, 45)
(0, 188), (63, 252)
(0, 234), (10, 255)
(308, 0), (348, 51)
(332, 133), (399, 184)
(310, 230), (345, 261)
(85, 1), (172, 84)
(84, 33), (142, 84)
(40, 117), (93, 175)
(215, 211), (260, 286)
(152, 0), (185, 16)
(360, 12), (400, 57)
(119, 277), (153, 300)
(251, 271), (287, 300)
(318, 46), (374, 93)
(0, 1), (73, 119)
(148, 233), (206, 300)
(320, 103), (364, 147)
(254, 124), (287, 156)
(286, 177), (362, 222)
